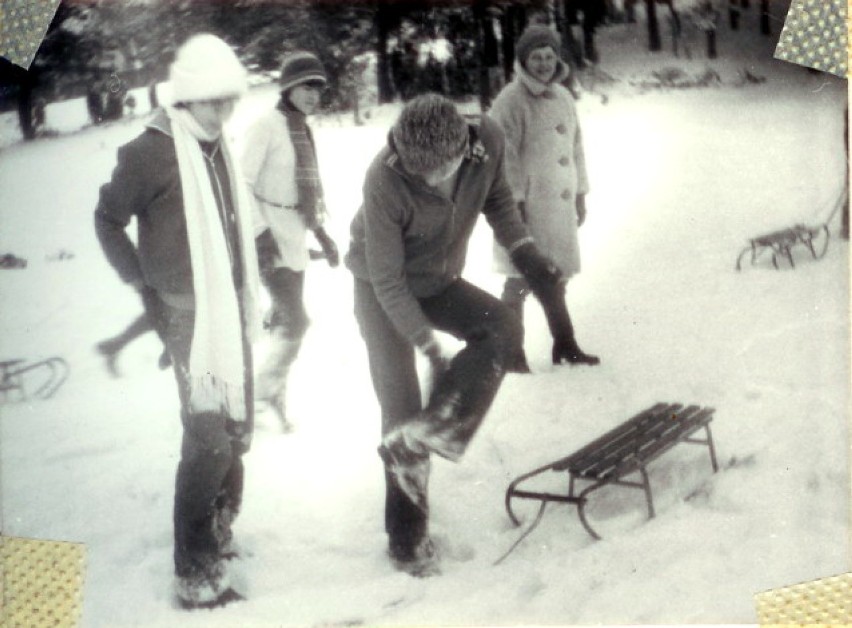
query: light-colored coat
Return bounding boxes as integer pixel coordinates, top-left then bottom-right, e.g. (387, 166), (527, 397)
(241, 109), (308, 271)
(489, 60), (590, 278)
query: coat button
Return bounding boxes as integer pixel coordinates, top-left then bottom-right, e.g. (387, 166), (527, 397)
(561, 189), (572, 200)
(558, 156), (570, 166)
(556, 124), (567, 134)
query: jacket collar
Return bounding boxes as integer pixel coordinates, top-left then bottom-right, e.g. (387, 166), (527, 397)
(515, 58), (569, 97)
(146, 108), (173, 137)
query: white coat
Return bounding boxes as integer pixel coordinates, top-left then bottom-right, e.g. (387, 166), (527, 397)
(489, 60), (590, 278)
(242, 109), (308, 271)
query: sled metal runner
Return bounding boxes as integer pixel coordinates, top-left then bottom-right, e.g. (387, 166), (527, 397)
(505, 402), (718, 540)
(1, 357), (69, 404)
(735, 223), (829, 271)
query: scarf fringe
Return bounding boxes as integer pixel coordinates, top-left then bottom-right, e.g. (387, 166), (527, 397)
(189, 372), (247, 421)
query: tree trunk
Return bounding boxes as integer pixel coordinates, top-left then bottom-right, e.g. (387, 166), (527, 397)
(625, 0), (636, 22)
(558, 0), (584, 68)
(17, 82), (36, 141)
(582, 8), (600, 63)
(375, 0), (395, 105)
(474, 0), (496, 110)
(644, 0), (661, 52)
(706, 29), (717, 58)
(729, 0), (740, 30)
(760, 0), (771, 35)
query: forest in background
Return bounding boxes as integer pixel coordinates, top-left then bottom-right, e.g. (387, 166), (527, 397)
(0, 0), (775, 140)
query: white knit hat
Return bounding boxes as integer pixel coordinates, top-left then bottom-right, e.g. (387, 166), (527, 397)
(168, 34), (247, 103)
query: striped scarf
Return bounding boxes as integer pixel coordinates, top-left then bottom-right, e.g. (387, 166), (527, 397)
(278, 99), (324, 230)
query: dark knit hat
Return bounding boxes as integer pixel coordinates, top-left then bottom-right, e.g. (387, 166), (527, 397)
(391, 94), (468, 174)
(515, 25), (561, 66)
(279, 51), (327, 93)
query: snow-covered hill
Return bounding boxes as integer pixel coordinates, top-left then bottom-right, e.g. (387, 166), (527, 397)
(1, 4), (848, 626)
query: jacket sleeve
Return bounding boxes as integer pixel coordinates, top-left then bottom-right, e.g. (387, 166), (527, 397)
(479, 117), (533, 255)
(93, 141), (152, 286)
(488, 91), (527, 202)
(363, 181), (432, 345)
(241, 116), (274, 238)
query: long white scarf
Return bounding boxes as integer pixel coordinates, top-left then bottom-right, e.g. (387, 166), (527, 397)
(166, 106), (261, 423)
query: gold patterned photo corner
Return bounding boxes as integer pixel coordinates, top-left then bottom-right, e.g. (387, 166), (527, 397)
(774, 0), (847, 77)
(1, 535), (86, 628)
(0, 0), (61, 70)
(755, 572), (852, 625)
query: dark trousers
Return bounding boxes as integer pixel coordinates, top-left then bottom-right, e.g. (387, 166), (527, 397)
(264, 267), (309, 340)
(353, 278), (522, 554)
(162, 302), (253, 578)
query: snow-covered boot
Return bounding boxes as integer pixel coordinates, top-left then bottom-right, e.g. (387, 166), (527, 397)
(175, 560), (243, 610)
(390, 536), (441, 578)
(378, 432), (431, 511)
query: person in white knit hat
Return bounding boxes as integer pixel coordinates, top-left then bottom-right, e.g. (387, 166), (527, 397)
(94, 33), (261, 609)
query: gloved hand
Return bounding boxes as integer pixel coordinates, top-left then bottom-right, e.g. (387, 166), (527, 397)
(510, 242), (562, 298)
(414, 330), (453, 388)
(313, 227), (340, 268)
(255, 229), (280, 280)
(576, 194), (587, 227)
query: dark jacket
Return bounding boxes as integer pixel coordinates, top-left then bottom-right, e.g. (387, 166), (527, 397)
(94, 109), (241, 302)
(345, 114), (532, 343)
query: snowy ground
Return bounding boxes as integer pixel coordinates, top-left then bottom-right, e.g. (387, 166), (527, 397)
(1, 6), (849, 627)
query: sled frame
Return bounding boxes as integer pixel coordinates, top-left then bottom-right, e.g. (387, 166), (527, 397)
(1, 357), (69, 403)
(505, 402), (718, 540)
(735, 223), (830, 271)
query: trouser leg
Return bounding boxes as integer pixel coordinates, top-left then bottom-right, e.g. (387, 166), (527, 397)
(416, 279), (525, 457)
(500, 276), (529, 325)
(353, 279), (428, 556)
(257, 268), (309, 423)
(163, 302), (251, 578)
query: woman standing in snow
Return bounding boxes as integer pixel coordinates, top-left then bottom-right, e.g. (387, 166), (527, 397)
(490, 25), (599, 366)
(242, 51), (339, 432)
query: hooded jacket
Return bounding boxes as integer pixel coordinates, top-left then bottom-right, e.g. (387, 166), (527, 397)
(345, 114), (532, 343)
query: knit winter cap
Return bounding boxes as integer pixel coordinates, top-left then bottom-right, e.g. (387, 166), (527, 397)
(515, 25), (561, 66)
(391, 94), (468, 174)
(169, 34), (247, 103)
(279, 52), (327, 93)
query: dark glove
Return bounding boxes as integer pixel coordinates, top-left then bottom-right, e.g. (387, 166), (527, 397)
(510, 242), (562, 298)
(255, 229), (279, 279)
(313, 227), (340, 268)
(576, 194), (587, 227)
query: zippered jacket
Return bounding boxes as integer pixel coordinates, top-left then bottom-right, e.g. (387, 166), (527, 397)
(345, 114), (532, 343)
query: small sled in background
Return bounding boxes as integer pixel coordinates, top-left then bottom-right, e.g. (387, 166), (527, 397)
(1, 357), (69, 404)
(735, 184), (846, 271)
(735, 223), (829, 271)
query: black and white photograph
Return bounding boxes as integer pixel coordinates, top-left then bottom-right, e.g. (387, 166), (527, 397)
(0, 0), (849, 624)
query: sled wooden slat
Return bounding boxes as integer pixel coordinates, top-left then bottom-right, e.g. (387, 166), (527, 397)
(505, 403), (718, 540)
